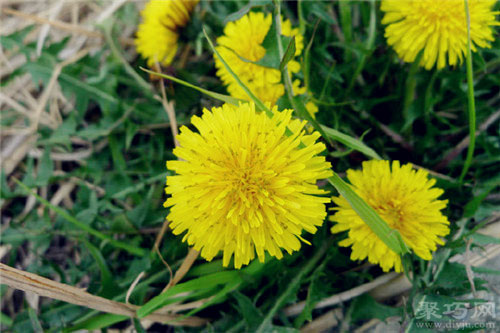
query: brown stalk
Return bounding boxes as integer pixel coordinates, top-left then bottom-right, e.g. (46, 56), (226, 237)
(0, 263), (208, 327)
(435, 109), (500, 170)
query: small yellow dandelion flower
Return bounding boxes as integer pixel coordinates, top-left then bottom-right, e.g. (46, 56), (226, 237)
(305, 101), (319, 119)
(381, 0), (500, 70)
(164, 102), (332, 268)
(330, 160), (450, 272)
(135, 0), (198, 67)
(215, 12), (305, 104)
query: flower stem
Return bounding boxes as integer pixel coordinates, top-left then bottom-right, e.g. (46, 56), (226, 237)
(459, 0), (476, 183)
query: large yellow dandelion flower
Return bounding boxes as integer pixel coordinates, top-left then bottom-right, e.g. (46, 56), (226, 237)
(330, 160), (450, 272)
(164, 102), (332, 268)
(381, 0), (500, 70)
(135, 0), (198, 67)
(215, 12), (305, 105)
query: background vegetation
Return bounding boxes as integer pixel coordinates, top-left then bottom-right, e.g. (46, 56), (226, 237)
(1, 0), (499, 332)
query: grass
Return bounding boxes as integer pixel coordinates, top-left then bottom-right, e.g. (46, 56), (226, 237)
(1, 1), (500, 332)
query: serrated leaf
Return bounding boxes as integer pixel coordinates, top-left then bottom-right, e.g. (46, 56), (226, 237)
(232, 291), (263, 330)
(463, 183), (497, 218)
(224, 0), (273, 24)
(351, 294), (403, 323)
(293, 261), (326, 328)
(14, 179), (147, 256)
(279, 36), (296, 72)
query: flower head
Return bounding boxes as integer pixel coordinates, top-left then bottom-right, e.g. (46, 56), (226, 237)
(164, 103), (332, 268)
(381, 0), (500, 69)
(135, 0), (198, 67)
(330, 160), (450, 272)
(214, 12), (305, 105)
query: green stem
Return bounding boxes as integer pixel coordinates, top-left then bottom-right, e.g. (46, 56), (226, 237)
(459, 0), (476, 183)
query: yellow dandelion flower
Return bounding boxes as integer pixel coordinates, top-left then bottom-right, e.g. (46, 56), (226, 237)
(381, 0), (500, 70)
(164, 102), (332, 268)
(215, 11), (305, 105)
(330, 160), (450, 272)
(135, 0), (198, 67)
(305, 101), (319, 119)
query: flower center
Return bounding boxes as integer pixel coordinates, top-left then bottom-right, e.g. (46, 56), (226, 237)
(375, 198), (407, 230)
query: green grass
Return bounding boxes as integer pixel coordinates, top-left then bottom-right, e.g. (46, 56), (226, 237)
(1, 1), (499, 332)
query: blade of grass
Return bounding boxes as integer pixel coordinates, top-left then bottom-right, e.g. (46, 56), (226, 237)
(63, 314), (128, 332)
(202, 26), (272, 117)
(327, 173), (409, 255)
(459, 0), (476, 183)
(28, 306), (43, 333)
(101, 18), (150, 92)
(338, 0), (353, 62)
(137, 270), (239, 318)
(139, 67), (244, 106)
(321, 125), (381, 160)
(13, 179), (146, 256)
(346, 0), (376, 95)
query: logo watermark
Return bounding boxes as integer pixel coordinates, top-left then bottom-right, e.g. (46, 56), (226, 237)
(414, 300), (497, 331)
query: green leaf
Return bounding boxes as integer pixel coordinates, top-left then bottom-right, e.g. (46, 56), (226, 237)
(139, 67), (244, 106)
(470, 233), (500, 246)
(13, 178), (147, 256)
(255, 242), (329, 333)
(126, 186), (154, 228)
(28, 306), (43, 332)
(0, 170), (12, 199)
(255, 16), (291, 69)
(463, 183), (497, 218)
(0, 312), (13, 328)
(125, 121), (139, 150)
(108, 134), (127, 172)
(81, 239), (117, 298)
(63, 314), (127, 332)
(351, 294), (403, 323)
(137, 270), (240, 318)
(280, 36), (296, 72)
(327, 173), (409, 255)
(321, 125), (381, 159)
(232, 291), (264, 330)
(293, 261), (325, 328)
(25, 61), (119, 110)
(132, 318), (146, 333)
(224, 0), (272, 24)
(430, 262), (487, 294)
(36, 148), (53, 187)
